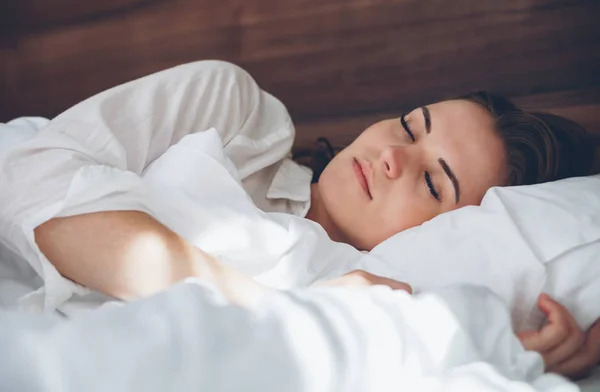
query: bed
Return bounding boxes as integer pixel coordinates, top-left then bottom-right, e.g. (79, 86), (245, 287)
(1, 0), (599, 389)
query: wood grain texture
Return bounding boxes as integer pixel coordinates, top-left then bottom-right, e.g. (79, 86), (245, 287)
(13, 0), (157, 29)
(1, 0), (599, 149)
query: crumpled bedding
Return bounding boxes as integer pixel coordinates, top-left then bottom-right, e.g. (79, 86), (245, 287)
(0, 119), (595, 390)
(0, 281), (580, 391)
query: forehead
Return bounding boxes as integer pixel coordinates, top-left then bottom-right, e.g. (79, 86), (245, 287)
(427, 99), (492, 132)
(425, 100), (507, 204)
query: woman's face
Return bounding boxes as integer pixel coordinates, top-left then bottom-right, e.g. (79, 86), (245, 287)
(316, 99), (507, 251)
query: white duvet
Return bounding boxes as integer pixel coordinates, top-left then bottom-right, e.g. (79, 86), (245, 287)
(0, 280), (578, 391)
(0, 120), (587, 390)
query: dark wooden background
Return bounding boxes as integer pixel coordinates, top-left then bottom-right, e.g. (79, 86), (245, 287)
(1, 0), (599, 149)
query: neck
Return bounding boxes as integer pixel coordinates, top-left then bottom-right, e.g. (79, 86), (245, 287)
(306, 183), (346, 243)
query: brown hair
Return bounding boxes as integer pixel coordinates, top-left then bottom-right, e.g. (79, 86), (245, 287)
(298, 91), (598, 185)
(294, 137), (338, 183)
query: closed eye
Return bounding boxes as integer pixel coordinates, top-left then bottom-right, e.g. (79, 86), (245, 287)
(424, 171), (441, 202)
(400, 113), (415, 142)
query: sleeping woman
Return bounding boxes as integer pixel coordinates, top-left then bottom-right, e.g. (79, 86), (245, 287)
(0, 60), (598, 378)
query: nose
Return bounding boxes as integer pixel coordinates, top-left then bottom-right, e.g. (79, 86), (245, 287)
(380, 145), (406, 179)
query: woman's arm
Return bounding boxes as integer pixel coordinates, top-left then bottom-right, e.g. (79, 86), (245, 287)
(36, 208), (412, 303)
(35, 210), (268, 306)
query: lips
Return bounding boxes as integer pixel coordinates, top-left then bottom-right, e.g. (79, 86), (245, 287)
(353, 158), (372, 199)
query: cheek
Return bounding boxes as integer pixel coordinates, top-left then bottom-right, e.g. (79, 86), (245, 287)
(319, 156), (353, 196)
(317, 157), (364, 223)
(375, 188), (437, 235)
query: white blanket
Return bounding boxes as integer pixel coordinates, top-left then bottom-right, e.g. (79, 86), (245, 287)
(0, 281), (578, 391)
(0, 119), (592, 390)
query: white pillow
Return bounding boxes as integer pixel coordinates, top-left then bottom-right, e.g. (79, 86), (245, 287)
(366, 175), (600, 331)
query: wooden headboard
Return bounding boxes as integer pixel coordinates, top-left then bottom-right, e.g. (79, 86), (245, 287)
(1, 0), (599, 150)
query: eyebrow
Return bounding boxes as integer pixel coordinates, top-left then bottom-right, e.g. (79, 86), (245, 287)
(421, 106), (432, 134)
(438, 158), (460, 203)
(421, 106), (460, 203)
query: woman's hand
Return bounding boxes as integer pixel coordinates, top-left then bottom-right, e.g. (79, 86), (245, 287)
(315, 270), (412, 293)
(517, 293), (600, 379)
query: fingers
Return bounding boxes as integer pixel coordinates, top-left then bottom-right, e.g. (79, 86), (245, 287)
(516, 294), (600, 380)
(543, 322), (585, 369)
(518, 294), (572, 353)
(542, 294), (585, 367)
(349, 270), (412, 293)
(371, 275), (413, 293)
(549, 346), (594, 379)
(549, 318), (600, 379)
(588, 317), (600, 353)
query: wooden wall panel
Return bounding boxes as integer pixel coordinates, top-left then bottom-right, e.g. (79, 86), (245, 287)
(241, 0), (600, 118)
(1, 0), (599, 140)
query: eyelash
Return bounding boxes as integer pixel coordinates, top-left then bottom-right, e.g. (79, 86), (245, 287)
(425, 171), (441, 202)
(401, 113), (441, 202)
(400, 113), (415, 142)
